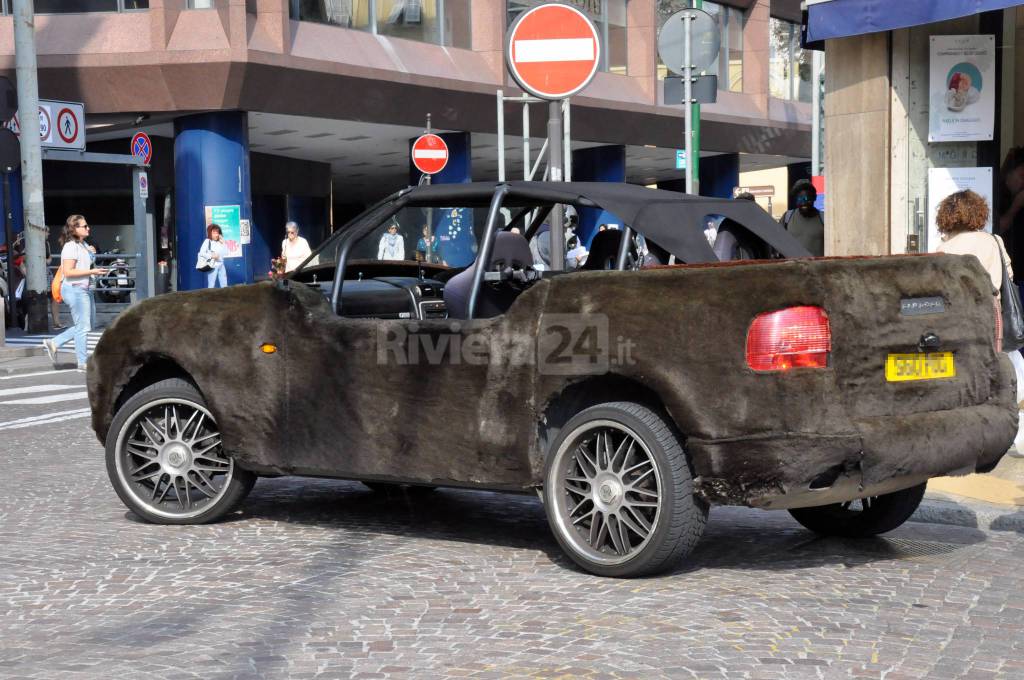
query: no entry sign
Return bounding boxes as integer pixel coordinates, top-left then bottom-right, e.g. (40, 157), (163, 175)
(506, 3), (601, 100)
(411, 133), (448, 175)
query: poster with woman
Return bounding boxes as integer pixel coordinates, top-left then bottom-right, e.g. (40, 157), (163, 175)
(929, 35), (995, 142)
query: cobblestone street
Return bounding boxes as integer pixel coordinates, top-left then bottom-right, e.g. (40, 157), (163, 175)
(1, 391), (1023, 680)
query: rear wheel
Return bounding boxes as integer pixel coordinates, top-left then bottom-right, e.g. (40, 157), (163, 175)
(106, 378), (256, 525)
(543, 401), (707, 578)
(787, 482), (927, 537)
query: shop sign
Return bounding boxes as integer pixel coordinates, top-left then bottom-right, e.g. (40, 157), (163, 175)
(929, 35), (995, 143)
(926, 167), (992, 252)
(204, 205), (243, 259)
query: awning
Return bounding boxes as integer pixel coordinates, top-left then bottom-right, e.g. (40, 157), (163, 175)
(805, 0), (1022, 43)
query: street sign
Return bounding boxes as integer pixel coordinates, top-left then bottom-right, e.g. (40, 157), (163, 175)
(411, 133), (449, 175)
(131, 132), (152, 165)
(6, 100), (84, 150)
(734, 185), (776, 197)
(506, 3), (601, 100)
(664, 75), (718, 105)
(138, 170), (149, 199)
(658, 9), (721, 76)
(675, 150), (686, 170)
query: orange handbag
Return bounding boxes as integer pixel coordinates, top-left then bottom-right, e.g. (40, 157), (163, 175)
(51, 264), (64, 303)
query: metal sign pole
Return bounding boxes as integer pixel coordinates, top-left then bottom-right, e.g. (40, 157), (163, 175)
(497, 90), (505, 182)
(424, 113), (434, 263)
(548, 100), (565, 271)
(684, 10), (694, 195)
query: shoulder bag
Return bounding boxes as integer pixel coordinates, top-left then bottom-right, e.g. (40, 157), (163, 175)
(994, 233), (1024, 352)
(196, 239), (214, 272)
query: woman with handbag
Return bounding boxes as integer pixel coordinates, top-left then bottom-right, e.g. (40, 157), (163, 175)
(42, 214), (108, 371)
(197, 224), (229, 288)
(936, 190), (1024, 452)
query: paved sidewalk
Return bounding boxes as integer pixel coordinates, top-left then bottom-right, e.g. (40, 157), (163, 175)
(0, 329), (103, 374)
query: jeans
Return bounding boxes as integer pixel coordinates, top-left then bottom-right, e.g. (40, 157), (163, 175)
(52, 283), (92, 366)
(207, 265), (227, 288)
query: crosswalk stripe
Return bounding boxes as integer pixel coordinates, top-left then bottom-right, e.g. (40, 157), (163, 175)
(0, 384), (81, 397)
(0, 407), (91, 429)
(0, 410), (91, 431)
(0, 369), (78, 380)
(0, 390), (89, 405)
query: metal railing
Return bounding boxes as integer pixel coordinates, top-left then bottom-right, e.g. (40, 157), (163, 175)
(50, 252), (142, 309)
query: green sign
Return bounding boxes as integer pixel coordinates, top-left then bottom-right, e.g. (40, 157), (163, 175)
(204, 205), (242, 258)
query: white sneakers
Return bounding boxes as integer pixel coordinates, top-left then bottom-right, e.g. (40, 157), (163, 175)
(42, 339), (57, 365)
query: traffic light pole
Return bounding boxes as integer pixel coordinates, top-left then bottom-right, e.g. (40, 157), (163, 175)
(13, 0), (48, 332)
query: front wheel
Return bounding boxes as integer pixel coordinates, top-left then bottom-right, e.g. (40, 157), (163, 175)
(105, 378), (256, 525)
(787, 482), (927, 537)
(543, 401), (708, 578)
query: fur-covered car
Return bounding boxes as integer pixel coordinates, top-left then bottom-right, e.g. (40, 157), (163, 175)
(88, 182), (1017, 577)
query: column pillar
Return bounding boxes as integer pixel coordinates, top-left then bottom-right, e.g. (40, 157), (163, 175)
(174, 111), (254, 291)
(699, 153), (740, 198)
(571, 145), (625, 246)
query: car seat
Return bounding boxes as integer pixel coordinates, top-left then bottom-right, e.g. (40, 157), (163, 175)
(444, 231), (535, 319)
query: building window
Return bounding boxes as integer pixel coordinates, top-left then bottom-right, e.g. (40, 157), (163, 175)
(769, 17), (810, 102)
(292, 0), (472, 49)
(33, 0), (149, 11)
(507, 1), (628, 75)
(189, 0), (214, 8)
(656, 1), (743, 93)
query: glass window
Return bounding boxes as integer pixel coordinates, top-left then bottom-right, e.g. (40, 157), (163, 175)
(507, 1), (628, 75)
(189, 0), (213, 8)
(292, 0), (471, 49)
(32, 0), (147, 11)
(769, 17), (810, 102)
(657, 1), (744, 93)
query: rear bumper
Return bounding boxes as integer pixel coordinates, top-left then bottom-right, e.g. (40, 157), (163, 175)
(689, 402), (1016, 509)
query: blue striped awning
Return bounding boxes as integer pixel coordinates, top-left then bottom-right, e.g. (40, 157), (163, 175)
(805, 0), (1022, 43)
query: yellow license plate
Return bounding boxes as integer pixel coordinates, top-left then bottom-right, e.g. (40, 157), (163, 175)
(885, 352), (956, 382)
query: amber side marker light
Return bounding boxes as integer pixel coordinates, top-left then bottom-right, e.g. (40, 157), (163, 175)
(746, 306), (831, 371)
(260, 343), (278, 354)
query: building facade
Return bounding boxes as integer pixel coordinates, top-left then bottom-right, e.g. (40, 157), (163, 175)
(0, 0), (811, 291)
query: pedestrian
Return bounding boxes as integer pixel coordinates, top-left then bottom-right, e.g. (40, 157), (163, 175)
(935, 189), (1024, 451)
(281, 221), (312, 273)
(377, 222), (405, 260)
(780, 179), (824, 256)
(42, 214), (107, 371)
(415, 225), (438, 263)
(199, 224), (229, 288)
(997, 146), (1024, 237)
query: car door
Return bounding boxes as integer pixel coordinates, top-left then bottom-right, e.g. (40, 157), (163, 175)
(280, 202), (539, 489)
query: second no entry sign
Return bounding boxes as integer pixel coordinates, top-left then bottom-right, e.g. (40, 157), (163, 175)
(506, 3), (601, 100)
(411, 133), (448, 175)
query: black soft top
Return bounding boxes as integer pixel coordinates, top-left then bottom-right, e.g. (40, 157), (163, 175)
(401, 181), (811, 262)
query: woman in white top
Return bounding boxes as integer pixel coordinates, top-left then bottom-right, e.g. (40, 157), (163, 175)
(281, 221), (312, 273)
(42, 214), (107, 370)
(199, 224), (230, 288)
(377, 223), (405, 260)
(936, 189), (1024, 448)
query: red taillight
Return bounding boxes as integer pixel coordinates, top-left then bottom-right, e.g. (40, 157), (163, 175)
(746, 306), (831, 371)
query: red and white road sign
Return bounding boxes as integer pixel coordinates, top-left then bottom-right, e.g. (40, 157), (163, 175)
(6, 100), (85, 149)
(506, 3), (601, 100)
(57, 107), (79, 144)
(411, 133), (448, 175)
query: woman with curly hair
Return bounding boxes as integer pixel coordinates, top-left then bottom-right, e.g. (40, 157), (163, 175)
(936, 190), (1009, 293)
(937, 190), (1024, 449)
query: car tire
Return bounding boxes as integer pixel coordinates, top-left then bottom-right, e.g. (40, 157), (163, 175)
(543, 401), (708, 578)
(105, 378), (256, 525)
(787, 482), (927, 537)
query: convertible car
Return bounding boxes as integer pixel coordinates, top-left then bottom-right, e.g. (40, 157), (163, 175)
(88, 181), (1017, 577)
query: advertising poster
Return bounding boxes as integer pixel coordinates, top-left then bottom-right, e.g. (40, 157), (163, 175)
(929, 35), (995, 142)
(204, 205), (243, 258)
(927, 167), (993, 252)
(433, 207), (475, 268)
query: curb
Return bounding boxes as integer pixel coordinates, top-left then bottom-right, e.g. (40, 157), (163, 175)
(912, 494), (1024, 533)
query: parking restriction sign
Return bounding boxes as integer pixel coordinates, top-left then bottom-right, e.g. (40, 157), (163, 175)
(131, 132), (152, 165)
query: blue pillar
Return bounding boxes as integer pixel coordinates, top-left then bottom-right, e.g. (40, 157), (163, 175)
(698, 153), (739, 199)
(570, 145), (625, 247)
(174, 112), (253, 291)
(0, 168), (24, 249)
(408, 132), (474, 267)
